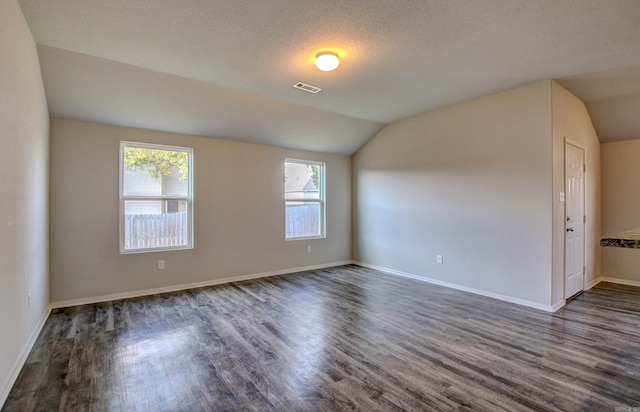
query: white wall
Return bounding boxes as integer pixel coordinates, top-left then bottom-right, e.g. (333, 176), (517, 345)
(600, 139), (640, 284)
(0, 0), (50, 405)
(601, 139), (640, 236)
(49, 119), (352, 303)
(353, 81), (554, 309)
(551, 82), (601, 303)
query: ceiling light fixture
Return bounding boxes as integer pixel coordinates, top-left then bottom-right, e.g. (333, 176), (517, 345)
(315, 51), (340, 72)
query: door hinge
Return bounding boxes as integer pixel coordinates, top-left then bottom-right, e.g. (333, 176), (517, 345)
(583, 215), (586, 223)
(583, 164), (586, 172)
(583, 266), (586, 275)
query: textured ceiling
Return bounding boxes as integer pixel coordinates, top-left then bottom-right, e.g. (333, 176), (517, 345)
(18, 0), (640, 153)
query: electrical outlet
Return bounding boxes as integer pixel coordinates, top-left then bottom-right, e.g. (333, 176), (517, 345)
(307, 245), (312, 253)
(158, 259), (165, 270)
(436, 255), (443, 264)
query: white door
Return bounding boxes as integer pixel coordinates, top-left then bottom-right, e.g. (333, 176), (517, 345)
(565, 142), (585, 299)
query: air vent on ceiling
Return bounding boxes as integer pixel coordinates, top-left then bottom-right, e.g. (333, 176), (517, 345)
(293, 82), (322, 94)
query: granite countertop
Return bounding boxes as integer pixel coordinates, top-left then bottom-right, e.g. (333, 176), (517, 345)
(600, 227), (640, 248)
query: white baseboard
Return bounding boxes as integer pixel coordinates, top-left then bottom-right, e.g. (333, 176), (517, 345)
(1, 306), (51, 407)
(598, 276), (640, 288)
(353, 261), (558, 312)
(585, 277), (602, 290)
(551, 300), (566, 312)
(50, 261), (354, 309)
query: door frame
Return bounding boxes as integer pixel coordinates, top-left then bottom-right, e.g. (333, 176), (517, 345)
(564, 138), (586, 299)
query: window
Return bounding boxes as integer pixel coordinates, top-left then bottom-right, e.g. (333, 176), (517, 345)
(285, 159), (325, 240)
(120, 142), (193, 253)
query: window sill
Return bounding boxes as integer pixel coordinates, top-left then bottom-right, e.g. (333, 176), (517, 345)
(286, 235), (325, 242)
(120, 245), (193, 254)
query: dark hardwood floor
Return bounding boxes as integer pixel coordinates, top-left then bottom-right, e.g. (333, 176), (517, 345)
(3, 265), (640, 411)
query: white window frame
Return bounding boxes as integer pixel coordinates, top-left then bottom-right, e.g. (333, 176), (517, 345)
(119, 141), (194, 254)
(285, 158), (326, 241)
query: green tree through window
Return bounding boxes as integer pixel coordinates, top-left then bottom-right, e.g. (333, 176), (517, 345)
(124, 147), (189, 180)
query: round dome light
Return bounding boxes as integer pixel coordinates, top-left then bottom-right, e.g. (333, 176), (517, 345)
(315, 52), (340, 72)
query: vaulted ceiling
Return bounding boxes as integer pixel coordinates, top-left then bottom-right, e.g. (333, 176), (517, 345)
(18, 0), (640, 154)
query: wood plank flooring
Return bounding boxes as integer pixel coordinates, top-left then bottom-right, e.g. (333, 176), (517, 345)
(3, 265), (640, 411)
